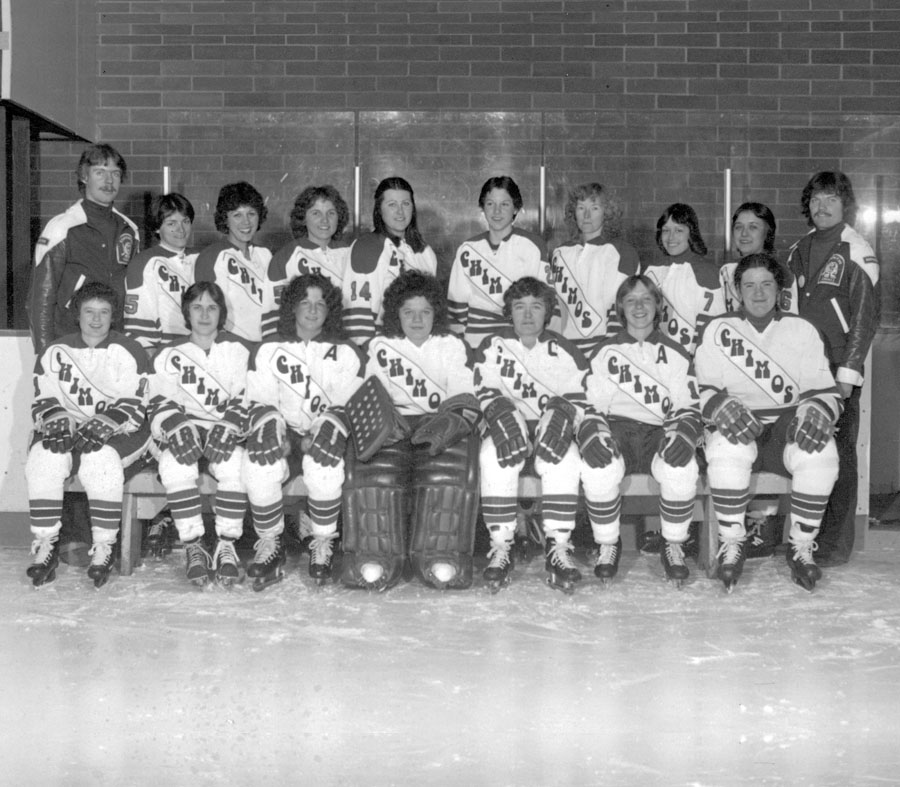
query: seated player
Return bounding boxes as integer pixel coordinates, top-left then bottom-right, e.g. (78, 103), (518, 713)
(242, 273), (365, 591)
(580, 275), (701, 588)
(195, 181), (274, 342)
(693, 253), (841, 592)
(342, 270), (481, 591)
(148, 282), (251, 587)
(26, 282), (152, 588)
(124, 193), (198, 356)
(474, 277), (590, 594)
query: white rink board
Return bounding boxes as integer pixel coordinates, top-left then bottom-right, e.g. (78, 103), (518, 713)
(0, 331), (34, 512)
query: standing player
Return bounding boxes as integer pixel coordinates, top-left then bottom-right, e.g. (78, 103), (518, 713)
(474, 277), (589, 594)
(642, 203), (724, 355)
(548, 182), (641, 359)
(447, 175), (551, 349)
(125, 193), (197, 356)
(694, 254), (841, 592)
(26, 283), (151, 588)
(267, 184), (352, 331)
(149, 282), (251, 587)
(243, 273), (365, 591)
(786, 171), (879, 566)
(195, 182), (274, 342)
(343, 270), (480, 591)
(580, 276), (701, 587)
(342, 176), (437, 344)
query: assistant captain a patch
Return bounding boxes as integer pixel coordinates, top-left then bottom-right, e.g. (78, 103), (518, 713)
(817, 253), (845, 286)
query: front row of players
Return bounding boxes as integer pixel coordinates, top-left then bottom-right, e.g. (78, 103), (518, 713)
(26, 254), (841, 593)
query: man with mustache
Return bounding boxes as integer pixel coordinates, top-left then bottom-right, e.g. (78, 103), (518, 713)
(786, 171), (879, 566)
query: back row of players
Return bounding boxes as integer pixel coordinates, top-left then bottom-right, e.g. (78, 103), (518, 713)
(24, 143), (878, 594)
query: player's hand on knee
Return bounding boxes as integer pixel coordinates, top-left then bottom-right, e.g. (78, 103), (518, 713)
(169, 425), (203, 465)
(247, 419), (285, 465)
(577, 416), (619, 469)
(535, 397), (577, 464)
(711, 396), (763, 445)
(307, 418), (347, 468)
(42, 415), (74, 454)
(73, 414), (117, 453)
(787, 401), (834, 454)
(204, 423), (239, 464)
(485, 398), (528, 468)
(659, 429), (696, 467)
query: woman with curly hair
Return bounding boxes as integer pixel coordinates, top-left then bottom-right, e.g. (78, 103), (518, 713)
(242, 272), (365, 590)
(548, 181), (640, 358)
(195, 181), (275, 342)
(341, 270), (480, 591)
(342, 176), (437, 344)
(641, 202), (724, 355)
(447, 175), (552, 349)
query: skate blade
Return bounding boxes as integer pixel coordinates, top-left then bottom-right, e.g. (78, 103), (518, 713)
(252, 573), (284, 592)
(31, 570), (57, 588)
(667, 578), (685, 590)
(190, 575), (211, 588)
(486, 579), (509, 594)
(216, 574), (240, 588)
(724, 581), (737, 594)
(546, 577), (577, 595)
(92, 575), (111, 589)
(792, 576), (816, 592)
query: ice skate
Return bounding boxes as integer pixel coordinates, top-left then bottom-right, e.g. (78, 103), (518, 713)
(184, 539), (212, 587)
(483, 538), (514, 594)
(787, 538), (821, 592)
(716, 535), (746, 594)
(308, 532), (338, 586)
(428, 561), (457, 589)
(247, 531), (285, 592)
(212, 537), (240, 587)
(545, 537), (581, 595)
(144, 511), (174, 558)
(661, 540), (689, 588)
(27, 532), (60, 587)
(360, 561), (388, 591)
(593, 538), (621, 586)
(87, 540), (116, 589)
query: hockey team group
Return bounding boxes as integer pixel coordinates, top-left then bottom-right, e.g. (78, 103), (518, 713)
(22, 142), (879, 596)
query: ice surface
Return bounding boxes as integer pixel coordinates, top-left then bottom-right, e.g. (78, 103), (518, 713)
(2, 533), (900, 786)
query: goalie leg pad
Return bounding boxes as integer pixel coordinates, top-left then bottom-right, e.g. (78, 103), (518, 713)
(340, 440), (411, 589)
(409, 433), (480, 589)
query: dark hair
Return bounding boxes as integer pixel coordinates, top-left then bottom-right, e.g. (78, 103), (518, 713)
(731, 201), (777, 254)
(478, 176), (523, 214)
(381, 271), (450, 339)
(151, 193), (195, 235)
(76, 143), (127, 194)
(734, 253), (788, 293)
(214, 181), (267, 234)
(277, 273), (344, 341)
(181, 281), (228, 331)
(614, 275), (664, 330)
(372, 176), (427, 253)
(502, 277), (556, 328)
(71, 281), (118, 317)
(801, 171), (858, 227)
(656, 203), (707, 256)
(289, 185), (350, 241)
(563, 182), (624, 242)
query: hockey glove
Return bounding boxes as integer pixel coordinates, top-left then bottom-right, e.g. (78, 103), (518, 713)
(411, 394), (480, 456)
(710, 396), (763, 445)
(787, 401), (835, 454)
(307, 413), (348, 468)
(204, 423), (240, 464)
(659, 429), (696, 468)
(247, 419), (285, 466)
(577, 416), (619, 469)
(535, 397), (577, 464)
(485, 398), (529, 468)
(73, 414), (118, 453)
(159, 413), (203, 465)
(42, 415), (74, 454)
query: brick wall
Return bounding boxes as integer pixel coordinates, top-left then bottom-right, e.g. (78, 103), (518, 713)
(32, 0), (900, 325)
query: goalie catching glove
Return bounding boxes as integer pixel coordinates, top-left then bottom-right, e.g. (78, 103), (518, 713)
(787, 400), (835, 453)
(577, 415), (619, 469)
(307, 411), (349, 468)
(411, 394), (481, 456)
(535, 397), (577, 464)
(710, 395), (763, 445)
(41, 413), (75, 454)
(484, 397), (529, 468)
